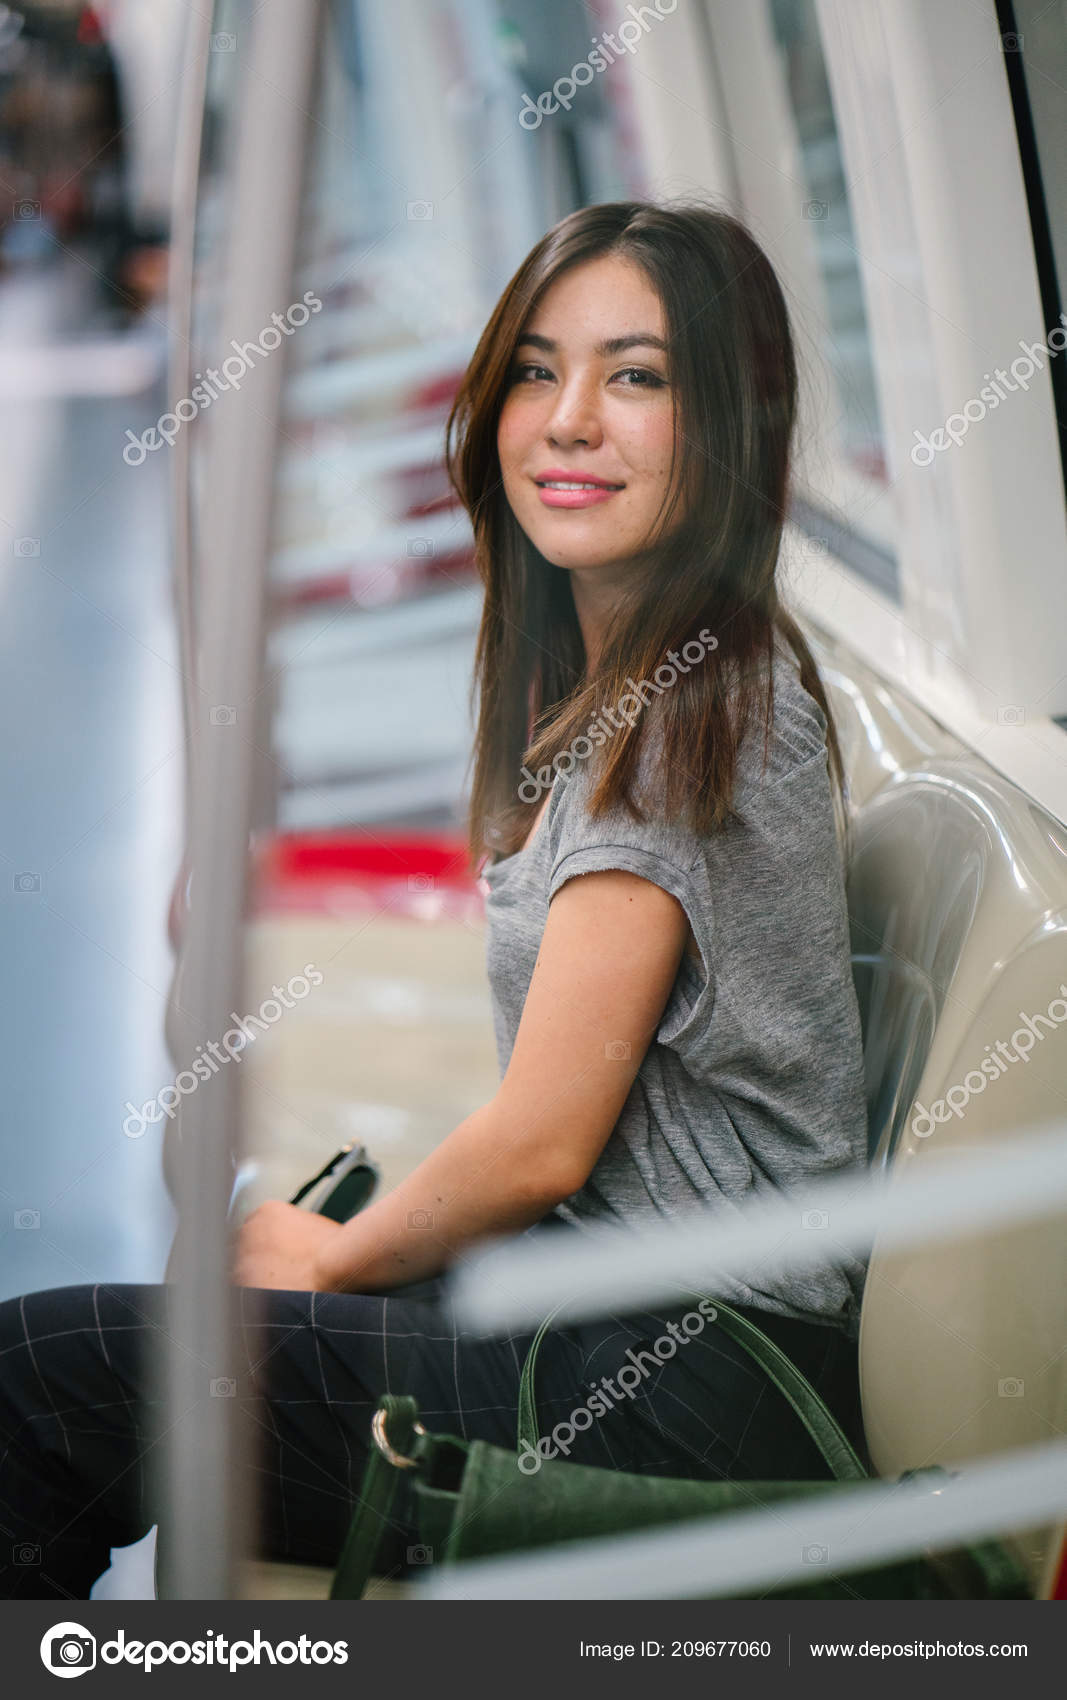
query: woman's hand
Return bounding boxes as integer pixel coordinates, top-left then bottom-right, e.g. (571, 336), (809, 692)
(231, 1199), (346, 1292)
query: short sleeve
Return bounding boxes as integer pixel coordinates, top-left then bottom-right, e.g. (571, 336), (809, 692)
(545, 741), (716, 1051)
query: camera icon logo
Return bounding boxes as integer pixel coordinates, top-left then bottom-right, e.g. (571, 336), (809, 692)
(996, 704), (1026, 726)
(407, 538), (435, 557)
(40, 1622), (96, 1678)
(802, 1208), (829, 1229)
(803, 1543), (829, 1564)
(803, 200), (828, 219)
(13, 1541), (40, 1564)
(406, 1544), (433, 1564)
(15, 1209), (40, 1229)
(209, 704), (237, 725)
(406, 201), (434, 220)
(605, 1040), (632, 1060)
(406, 1208), (436, 1229)
(14, 537), (40, 556)
(407, 873), (435, 893)
(997, 1377), (1024, 1398)
(211, 32), (237, 51)
(14, 871), (41, 892)
(14, 200), (40, 221)
(210, 1377), (237, 1397)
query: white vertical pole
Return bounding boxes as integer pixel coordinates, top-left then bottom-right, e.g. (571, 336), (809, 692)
(161, 0), (323, 1600)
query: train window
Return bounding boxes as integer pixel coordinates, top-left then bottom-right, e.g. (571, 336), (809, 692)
(998, 3), (1067, 500)
(705, 0), (899, 600)
(763, 0), (898, 596)
(767, 0), (887, 490)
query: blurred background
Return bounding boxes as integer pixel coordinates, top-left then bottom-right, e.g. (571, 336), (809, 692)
(0, 0), (1064, 1601)
(0, 0), (184, 1310)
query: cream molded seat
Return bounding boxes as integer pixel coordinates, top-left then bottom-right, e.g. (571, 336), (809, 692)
(809, 623), (1067, 1598)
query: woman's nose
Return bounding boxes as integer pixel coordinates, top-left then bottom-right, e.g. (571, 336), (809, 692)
(546, 380), (604, 450)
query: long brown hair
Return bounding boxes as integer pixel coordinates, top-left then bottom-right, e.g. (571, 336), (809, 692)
(446, 200), (847, 869)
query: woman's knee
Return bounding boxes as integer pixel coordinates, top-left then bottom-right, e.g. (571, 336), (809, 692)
(0, 1283), (167, 1455)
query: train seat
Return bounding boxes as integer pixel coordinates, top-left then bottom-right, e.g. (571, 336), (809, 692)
(811, 624), (1067, 1597)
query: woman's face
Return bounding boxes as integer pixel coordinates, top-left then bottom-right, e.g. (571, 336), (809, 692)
(496, 254), (677, 575)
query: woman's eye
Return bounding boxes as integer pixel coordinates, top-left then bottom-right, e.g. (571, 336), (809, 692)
(612, 366), (667, 389)
(509, 361), (666, 388)
(512, 362), (554, 384)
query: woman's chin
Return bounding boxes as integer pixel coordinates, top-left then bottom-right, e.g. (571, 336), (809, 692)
(539, 550), (630, 573)
(525, 530), (638, 573)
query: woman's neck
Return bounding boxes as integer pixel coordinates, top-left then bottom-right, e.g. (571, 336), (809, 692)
(568, 557), (645, 677)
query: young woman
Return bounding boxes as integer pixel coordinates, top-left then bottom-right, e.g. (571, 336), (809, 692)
(0, 202), (869, 1600)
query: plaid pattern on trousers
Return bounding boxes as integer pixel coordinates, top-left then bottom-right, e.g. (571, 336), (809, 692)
(0, 1262), (866, 1600)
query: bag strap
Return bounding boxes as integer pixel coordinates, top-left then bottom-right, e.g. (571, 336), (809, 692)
(516, 1298), (568, 1456)
(517, 1296), (868, 1483)
(330, 1394), (422, 1599)
(710, 1299), (868, 1481)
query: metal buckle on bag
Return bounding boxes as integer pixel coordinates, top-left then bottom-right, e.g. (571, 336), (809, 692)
(371, 1406), (426, 1468)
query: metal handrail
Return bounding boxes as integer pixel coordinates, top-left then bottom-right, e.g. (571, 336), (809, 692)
(422, 1430), (1067, 1600)
(451, 1117), (1067, 1330)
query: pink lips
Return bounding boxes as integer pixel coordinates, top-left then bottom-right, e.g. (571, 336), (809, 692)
(533, 469), (625, 509)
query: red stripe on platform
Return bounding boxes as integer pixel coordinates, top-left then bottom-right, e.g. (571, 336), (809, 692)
(271, 548), (476, 612)
(267, 829), (475, 883)
(256, 829), (486, 920)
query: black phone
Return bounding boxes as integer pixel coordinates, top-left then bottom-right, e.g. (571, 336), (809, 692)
(289, 1142), (379, 1223)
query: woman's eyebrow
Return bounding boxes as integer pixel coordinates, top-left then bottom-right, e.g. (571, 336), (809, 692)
(596, 333), (668, 356)
(514, 331), (669, 355)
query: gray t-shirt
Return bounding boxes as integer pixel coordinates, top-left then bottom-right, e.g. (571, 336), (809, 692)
(480, 644), (870, 1337)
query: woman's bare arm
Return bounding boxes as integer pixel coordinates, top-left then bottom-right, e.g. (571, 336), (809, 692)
(233, 868), (690, 1293)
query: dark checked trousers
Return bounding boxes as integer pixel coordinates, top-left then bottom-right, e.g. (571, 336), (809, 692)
(0, 1244), (868, 1599)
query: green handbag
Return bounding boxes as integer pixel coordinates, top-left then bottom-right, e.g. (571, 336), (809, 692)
(330, 1297), (1031, 1601)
